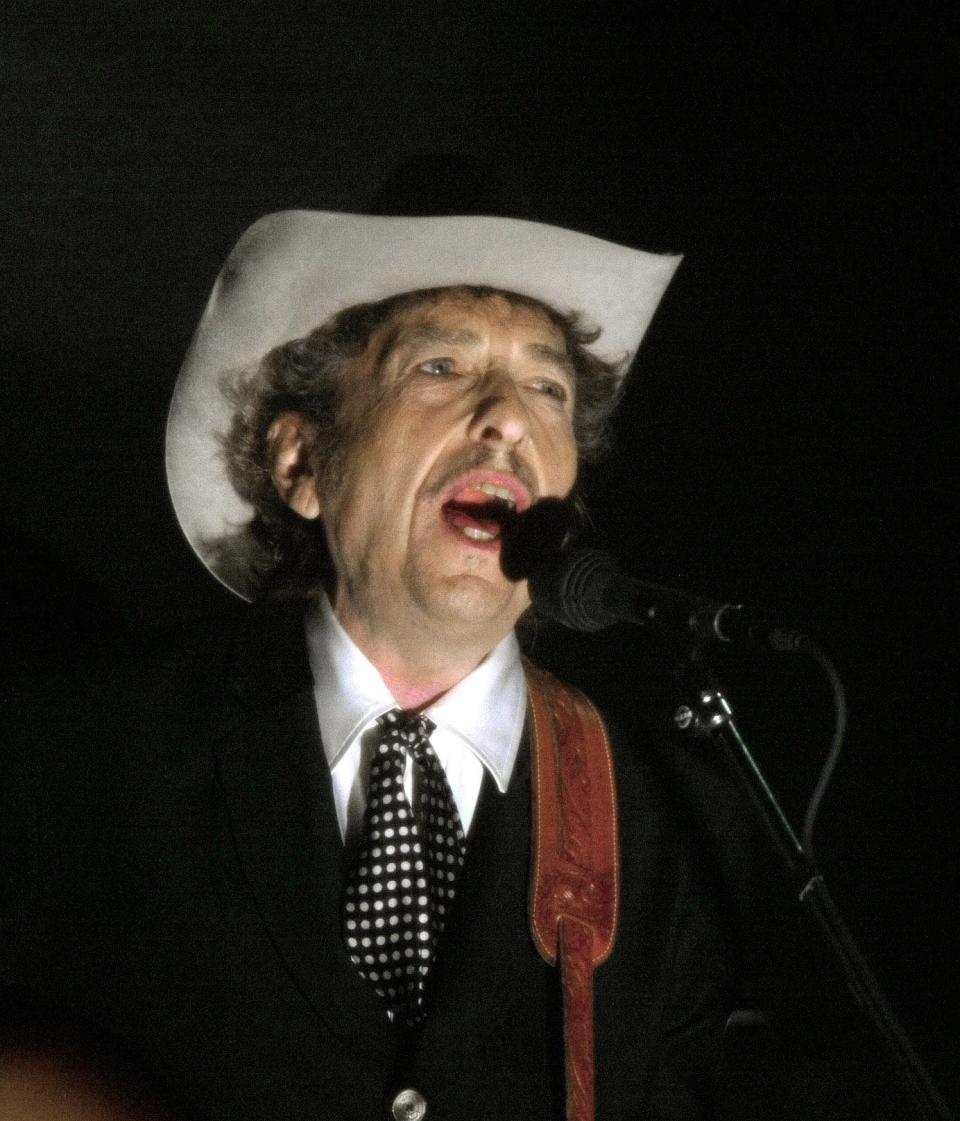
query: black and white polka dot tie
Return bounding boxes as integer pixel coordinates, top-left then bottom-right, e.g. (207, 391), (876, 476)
(342, 709), (467, 1028)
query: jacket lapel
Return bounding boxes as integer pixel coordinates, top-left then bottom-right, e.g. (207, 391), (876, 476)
(213, 605), (395, 1055)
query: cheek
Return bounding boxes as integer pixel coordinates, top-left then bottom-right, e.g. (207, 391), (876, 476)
(549, 428), (579, 493)
(328, 427), (423, 550)
(319, 453), (383, 561)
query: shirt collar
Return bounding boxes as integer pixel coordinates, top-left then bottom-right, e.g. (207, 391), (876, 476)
(304, 595), (526, 793)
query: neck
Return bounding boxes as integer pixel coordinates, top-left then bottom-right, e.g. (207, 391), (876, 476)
(375, 666), (451, 711)
(332, 599), (504, 710)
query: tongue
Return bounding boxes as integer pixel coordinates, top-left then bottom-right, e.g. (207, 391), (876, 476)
(443, 503), (503, 538)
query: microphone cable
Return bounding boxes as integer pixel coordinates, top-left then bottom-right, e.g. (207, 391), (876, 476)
(799, 639), (848, 864)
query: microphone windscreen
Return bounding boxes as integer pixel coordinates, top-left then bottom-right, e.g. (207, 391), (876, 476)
(529, 547), (621, 632)
(499, 497), (577, 582)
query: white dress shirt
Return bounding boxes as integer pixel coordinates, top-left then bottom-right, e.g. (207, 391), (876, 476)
(304, 595), (527, 844)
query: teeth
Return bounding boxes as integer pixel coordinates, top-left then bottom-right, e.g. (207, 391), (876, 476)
(462, 526), (497, 541)
(477, 483), (516, 509)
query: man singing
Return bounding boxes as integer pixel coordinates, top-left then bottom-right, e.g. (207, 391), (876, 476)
(2, 211), (749, 1120)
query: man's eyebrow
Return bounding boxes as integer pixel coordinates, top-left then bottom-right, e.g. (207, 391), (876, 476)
(525, 342), (575, 380)
(372, 323), (480, 379)
(383, 324), (574, 381)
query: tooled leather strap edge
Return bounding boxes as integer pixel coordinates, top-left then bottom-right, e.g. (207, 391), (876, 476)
(524, 659), (620, 1121)
(525, 658), (620, 968)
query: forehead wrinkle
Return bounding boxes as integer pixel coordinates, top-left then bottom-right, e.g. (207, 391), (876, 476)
(401, 324), (483, 349)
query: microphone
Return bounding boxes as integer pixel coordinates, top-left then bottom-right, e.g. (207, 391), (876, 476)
(502, 499), (804, 650)
(531, 547), (806, 649)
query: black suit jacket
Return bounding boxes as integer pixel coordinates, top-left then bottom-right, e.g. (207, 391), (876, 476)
(1, 604), (750, 1121)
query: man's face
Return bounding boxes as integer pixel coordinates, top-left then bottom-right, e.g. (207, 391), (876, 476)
(318, 290), (579, 656)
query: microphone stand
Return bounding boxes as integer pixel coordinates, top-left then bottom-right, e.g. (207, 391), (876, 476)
(674, 661), (954, 1121)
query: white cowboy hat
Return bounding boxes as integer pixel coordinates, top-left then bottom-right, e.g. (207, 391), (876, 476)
(166, 210), (681, 599)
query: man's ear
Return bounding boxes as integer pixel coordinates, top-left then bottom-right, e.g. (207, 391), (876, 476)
(267, 412), (322, 519)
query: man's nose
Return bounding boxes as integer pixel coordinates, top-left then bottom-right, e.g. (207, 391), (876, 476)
(466, 377), (529, 447)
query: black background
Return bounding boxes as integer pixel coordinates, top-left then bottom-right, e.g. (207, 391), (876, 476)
(2, 2), (958, 1115)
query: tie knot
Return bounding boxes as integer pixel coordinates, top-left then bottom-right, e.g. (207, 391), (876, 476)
(377, 708), (435, 746)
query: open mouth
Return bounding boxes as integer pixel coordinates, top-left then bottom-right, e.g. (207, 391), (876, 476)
(441, 482), (522, 545)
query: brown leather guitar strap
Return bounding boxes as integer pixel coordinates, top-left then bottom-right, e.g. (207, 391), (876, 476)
(523, 659), (620, 1121)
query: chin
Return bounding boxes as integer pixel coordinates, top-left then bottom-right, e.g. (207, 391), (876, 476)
(416, 572), (525, 636)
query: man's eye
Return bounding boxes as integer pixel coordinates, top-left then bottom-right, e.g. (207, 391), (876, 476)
(533, 379), (569, 403)
(418, 358), (455, 377)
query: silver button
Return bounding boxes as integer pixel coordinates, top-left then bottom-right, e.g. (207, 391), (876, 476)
(391, 1087), (427, 1121)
